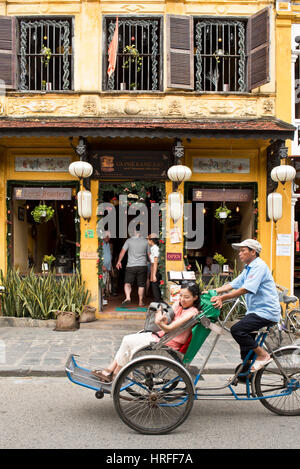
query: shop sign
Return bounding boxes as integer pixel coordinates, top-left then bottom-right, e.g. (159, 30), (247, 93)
(15, 156), (71, 172)
(13, 187), (72, 200)
(89, 150), (171, 180)
(166, 252), (182, 261)
(193, 188), (253, 202)
(193, 157), (250, 174)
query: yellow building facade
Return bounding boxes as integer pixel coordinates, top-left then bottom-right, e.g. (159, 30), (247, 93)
(0, 0), (296, 314)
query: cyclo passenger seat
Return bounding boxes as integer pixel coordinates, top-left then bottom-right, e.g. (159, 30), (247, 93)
(152, 290), (220, 364)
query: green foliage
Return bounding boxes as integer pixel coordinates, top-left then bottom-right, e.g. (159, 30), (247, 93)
(214, 204), (231, 223)
(0, 269), (91, 319)
(31, 204), (55, 223)
(122, 45), (142, 72)
(43, 254), (56, 266)
(213, 253), (227, 266)
(41, 45), (52, 67)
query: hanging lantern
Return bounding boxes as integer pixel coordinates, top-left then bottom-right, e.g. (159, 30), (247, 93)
(168, 192), (183, 223)
(69, 161), (93, 179)
(167, 165), (192, 183)
(267, 192), (282, 222)
(77, 190), (92, 219)
(270, 165), (296, 184)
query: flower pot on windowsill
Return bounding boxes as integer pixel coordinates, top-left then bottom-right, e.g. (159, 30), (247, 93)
(120, 82), (127, 91)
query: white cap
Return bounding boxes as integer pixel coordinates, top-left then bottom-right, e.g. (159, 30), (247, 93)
(232, 239), (262, 254)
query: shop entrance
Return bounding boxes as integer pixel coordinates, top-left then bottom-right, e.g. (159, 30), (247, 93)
(98, 182), (165, 309)
(185, 184), (257, 277)
(9, 183), (79, 274)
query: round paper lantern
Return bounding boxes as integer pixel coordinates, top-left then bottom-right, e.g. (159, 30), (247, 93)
(267, 192), (282, 222)
(270, 165), (296, 184)
(77, 190), (92, 219)
(167, 165), (192, 183)
(168, 192), (183, 223)
(69, 161), (93, 179)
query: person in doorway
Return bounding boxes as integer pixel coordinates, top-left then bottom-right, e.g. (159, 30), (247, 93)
(91, 282), (200, 382)
(209, 239), (280, 372)
(102, 232), (115, 303)
(116, 231), (148, 307)
(203, 256), (221, 275)
(147, 233), (162, 303)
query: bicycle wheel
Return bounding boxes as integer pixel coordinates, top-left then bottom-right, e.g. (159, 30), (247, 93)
(113, 356), (194, 435)
(255, 347), (300, 416)
(287, 309), (300, 338)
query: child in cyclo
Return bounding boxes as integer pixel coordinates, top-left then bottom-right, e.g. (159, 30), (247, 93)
(92, 282), (200, 383)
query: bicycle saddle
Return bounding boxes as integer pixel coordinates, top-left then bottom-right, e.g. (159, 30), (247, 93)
(282, 295), (298, 304)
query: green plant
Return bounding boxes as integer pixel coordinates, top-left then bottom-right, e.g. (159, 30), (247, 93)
(122, 45), (142, 72)
(0, 268), (91, 319)
(41, 44), (52, 67)
(213, 253), (227, 266)
(214, 204), (231, 223)
(43, 254), (56, 267)
(31, 204), (54, 223)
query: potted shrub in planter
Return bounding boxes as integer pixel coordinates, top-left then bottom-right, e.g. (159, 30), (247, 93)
(31, 204), (54, 223)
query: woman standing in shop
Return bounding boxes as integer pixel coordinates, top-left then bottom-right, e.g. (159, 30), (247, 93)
(147, 233), (162, 303)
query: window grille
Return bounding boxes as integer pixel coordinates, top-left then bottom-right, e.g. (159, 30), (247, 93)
(18, 18), (73, 91)
(105, 18), (161, 91)
(195, 19), (246, 92)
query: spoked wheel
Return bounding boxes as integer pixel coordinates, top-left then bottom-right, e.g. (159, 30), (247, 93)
(255, 347), (300, 416)
(287, 310), (300, 338)
(113, 356), (194, 435)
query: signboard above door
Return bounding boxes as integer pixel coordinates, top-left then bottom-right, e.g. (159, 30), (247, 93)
(13, 187), (72, 200)
(193, 188), (253, 202)
(89, 150), (171, 180)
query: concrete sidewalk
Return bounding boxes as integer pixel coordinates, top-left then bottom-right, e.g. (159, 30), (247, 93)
(0, 318), (242, 377)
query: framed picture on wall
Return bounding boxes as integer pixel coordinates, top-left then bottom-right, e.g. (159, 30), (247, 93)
(18, 206), (25, 221)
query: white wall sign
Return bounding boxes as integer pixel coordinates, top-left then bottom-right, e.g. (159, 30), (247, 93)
(15, 156), (71, 172)
(193, 157), (250, 174)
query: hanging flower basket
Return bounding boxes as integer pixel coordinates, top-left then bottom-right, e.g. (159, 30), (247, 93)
(214, 204), (231, 223)
(31, 204), (55, 224)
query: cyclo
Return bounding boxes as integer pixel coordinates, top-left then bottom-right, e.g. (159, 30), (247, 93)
(65, 295), (300, 435)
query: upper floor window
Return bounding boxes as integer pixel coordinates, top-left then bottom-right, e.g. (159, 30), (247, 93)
(19, 17), (73, 91)
(104, 17), (162, 91)
(166, 8), (270, 93)
(0, 16), (73, 92)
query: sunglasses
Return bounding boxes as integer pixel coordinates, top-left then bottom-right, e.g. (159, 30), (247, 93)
(181, 281), (197, 288)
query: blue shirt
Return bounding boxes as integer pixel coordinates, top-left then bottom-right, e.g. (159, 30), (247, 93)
(229, 257), (281, 322)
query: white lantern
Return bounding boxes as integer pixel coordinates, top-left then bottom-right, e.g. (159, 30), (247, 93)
(168, 192), (183, 223)
(69, 161), (93, 179)
(77, 190), (92, 219)
(270, 165), (296, 184)
(267, 192), (282, 222)
(167, 165), (192, 183)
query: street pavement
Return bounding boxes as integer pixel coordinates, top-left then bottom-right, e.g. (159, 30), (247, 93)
(0, 318), (243, 377)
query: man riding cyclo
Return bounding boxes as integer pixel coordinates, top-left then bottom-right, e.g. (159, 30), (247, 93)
(210, 239), (281, 372)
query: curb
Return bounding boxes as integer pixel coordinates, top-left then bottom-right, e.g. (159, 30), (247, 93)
(0, 366), (233, 377)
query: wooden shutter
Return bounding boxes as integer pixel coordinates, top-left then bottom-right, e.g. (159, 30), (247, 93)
(247, 7), (270, 91)
(0, 16), (17, 90)
(166, 15), (194, 90)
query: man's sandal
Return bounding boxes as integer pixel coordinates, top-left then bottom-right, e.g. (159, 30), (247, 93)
(250, 357), (272, 373)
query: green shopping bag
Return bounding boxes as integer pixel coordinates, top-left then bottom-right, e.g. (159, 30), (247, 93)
(183, 289), (220, 364)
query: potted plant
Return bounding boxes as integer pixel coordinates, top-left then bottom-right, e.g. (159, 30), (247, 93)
(122, 45), (142, 89)
(42, 254), (56, 272)
(41, 44), (52, 67)
(31, 204), (54, 224)
(215, 204), (231, 223)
